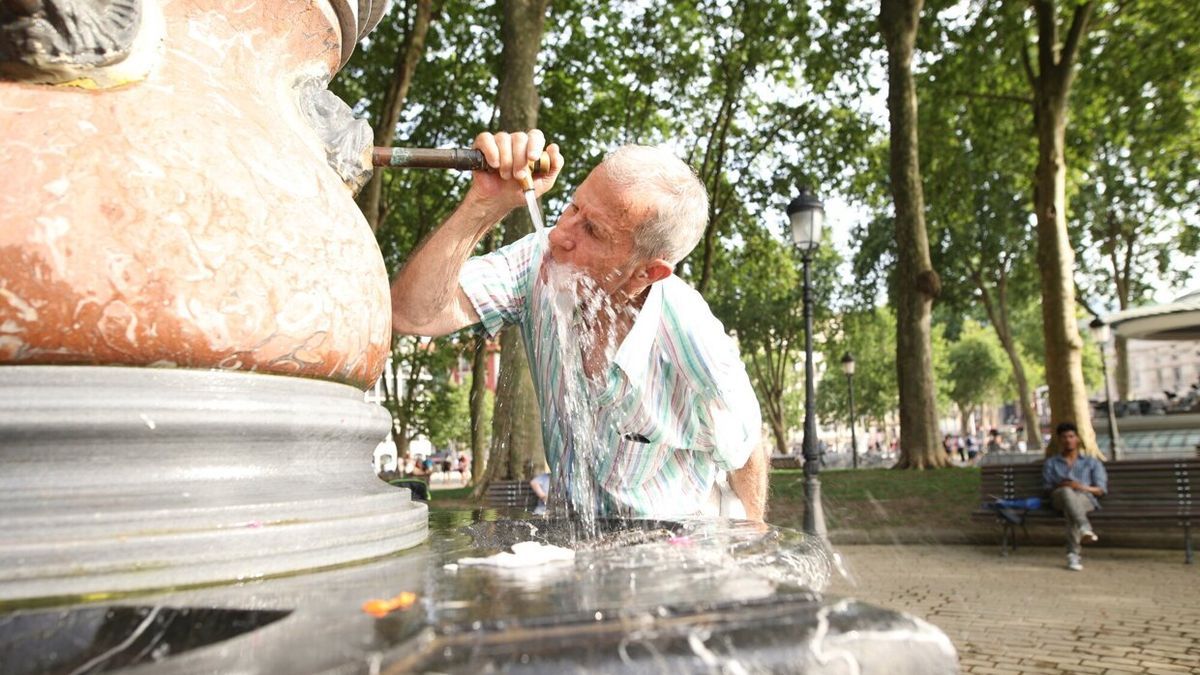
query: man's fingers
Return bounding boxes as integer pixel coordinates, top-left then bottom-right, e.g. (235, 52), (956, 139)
(528, 129), (546, 163)
(495, 131), (513, 180)
(511, 132), (529, 180)
(547, 143), (564, 174)
(474, 132), (500, 169)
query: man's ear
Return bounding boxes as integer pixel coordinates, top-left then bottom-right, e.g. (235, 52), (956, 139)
(642, 259), (673, 284)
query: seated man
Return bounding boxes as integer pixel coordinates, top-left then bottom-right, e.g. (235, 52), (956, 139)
(390, 130), (765, 521)
(1042, 422), (1108, 571)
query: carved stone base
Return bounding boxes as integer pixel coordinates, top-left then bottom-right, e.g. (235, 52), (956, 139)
(0, 366), (428, 603)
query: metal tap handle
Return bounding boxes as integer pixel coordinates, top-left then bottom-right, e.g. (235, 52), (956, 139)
(372, 147), (551, 175)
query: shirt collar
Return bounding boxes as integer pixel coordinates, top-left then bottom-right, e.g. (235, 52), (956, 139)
(612, 279), (665, 382)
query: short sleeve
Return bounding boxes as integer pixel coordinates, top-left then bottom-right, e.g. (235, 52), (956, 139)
(459, 232), (544, 338)
(691, 336), (762, 471)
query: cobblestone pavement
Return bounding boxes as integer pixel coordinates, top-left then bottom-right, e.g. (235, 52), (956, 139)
(828, 544), (1200, 674)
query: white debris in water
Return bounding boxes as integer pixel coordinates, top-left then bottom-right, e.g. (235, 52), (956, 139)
(456, 541), (575, 569)
(139, 413), (157, 430)
(442, 563), (459, 572)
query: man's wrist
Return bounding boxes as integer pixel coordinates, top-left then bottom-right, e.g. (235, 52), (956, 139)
(462, 189), (516, 227)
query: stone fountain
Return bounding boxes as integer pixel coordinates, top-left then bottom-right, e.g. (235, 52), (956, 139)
(0, 2), (959, 672)
(0, 0), (425, 602)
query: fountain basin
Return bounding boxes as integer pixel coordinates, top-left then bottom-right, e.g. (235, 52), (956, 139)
(0, 511), (958, 673)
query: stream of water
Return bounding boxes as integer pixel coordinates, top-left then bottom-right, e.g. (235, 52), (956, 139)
(523, 189), (544, 234)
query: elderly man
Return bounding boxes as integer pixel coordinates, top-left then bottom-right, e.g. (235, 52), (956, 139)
(390, 130), (765, 521)
(1042, 422), (1108, 571)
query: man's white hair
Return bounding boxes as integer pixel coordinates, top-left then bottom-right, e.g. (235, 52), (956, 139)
(600, 145), (709, 265)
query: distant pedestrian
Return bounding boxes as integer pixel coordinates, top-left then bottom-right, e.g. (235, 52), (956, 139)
(986, 429), (1004, 455)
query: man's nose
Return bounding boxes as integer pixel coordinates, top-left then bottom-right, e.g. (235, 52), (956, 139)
(549, 226), (574, 252)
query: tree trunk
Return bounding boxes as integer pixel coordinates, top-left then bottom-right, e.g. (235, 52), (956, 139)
(357, 0), (437, 233)
(880, 0), (948, 469)
(768, 408), (788, 456)
(468, 335), (489, 485)
(1028, 1), (1101, 458)
(482, 0), (551, 489)
(976, 271), (1043, 451)
(379, 351), (403, 455)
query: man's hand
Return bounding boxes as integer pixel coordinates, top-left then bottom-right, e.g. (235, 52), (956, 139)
(390, 129), (563, 337)
(1059, 479), (1102, 496)
(467, 130), (564, 213)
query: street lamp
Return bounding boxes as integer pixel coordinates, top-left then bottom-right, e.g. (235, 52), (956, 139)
(841, 352), (858, 470)
(787, 187), (827, 538)
(1088, 318), (1121, 460)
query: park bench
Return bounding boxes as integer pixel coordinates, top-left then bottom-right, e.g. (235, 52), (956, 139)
(973, 458), (1197, 563)
(484, 479), (538, 510)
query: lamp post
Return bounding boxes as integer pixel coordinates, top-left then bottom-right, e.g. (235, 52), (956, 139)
(841, 352), (858, 470)
(1088, 318), (1121, 461)
(788, 187), (827, 538)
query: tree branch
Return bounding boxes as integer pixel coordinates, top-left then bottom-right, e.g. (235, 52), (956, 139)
(1060, 1), (1095, 74)
(945, 89), (1033, 105)
(1020, 40), (1037, 87)
(1075, 284), (1104, 320)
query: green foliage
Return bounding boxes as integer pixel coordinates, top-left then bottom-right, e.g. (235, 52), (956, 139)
(945, 323), (1008, 413)
(1069, 0), (1200, 307)
(815, 307), (898, 426)
(425, 379), (470, 449)
(709, 221), (840, 451)
(382, 335), (466, 451)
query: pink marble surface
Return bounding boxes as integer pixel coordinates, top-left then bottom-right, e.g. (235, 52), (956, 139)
(0, 0), (389, 389)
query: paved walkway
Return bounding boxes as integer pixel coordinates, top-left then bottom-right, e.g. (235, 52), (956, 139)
(828, 544), (1200, 674)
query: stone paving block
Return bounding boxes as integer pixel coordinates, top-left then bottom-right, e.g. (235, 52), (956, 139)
(829, 544), (1196, 675)
(1132, 658), (1190, 667)
(1081, 659), (1155, 672)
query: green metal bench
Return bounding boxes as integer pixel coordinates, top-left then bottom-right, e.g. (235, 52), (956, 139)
(973, 459), (1197, 563)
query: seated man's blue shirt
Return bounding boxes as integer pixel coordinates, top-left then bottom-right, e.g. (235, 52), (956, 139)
(458, 232), (761, 517)
(1042, 454), (1108, 509)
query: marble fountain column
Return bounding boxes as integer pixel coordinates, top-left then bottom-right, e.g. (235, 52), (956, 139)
(0, 0), (428, 604)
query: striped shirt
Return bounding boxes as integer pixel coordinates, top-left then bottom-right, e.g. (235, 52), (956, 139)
(460, 232), (761, 517)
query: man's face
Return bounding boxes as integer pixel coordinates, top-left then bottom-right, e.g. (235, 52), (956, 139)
(1059, 430), (1079, 453)
(546, 165), (654, 297)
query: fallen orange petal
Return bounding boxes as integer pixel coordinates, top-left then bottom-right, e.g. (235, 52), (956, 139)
(361, 591), (418, 618)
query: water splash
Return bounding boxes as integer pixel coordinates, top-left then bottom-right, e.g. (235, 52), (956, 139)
(523, 189), (544, 234)
(539, 260), (643, 538)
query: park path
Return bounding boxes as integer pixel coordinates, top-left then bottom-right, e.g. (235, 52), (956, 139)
(828, 544), (1200, 674)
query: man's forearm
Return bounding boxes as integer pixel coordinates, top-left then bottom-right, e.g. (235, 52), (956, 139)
(390, 197), (507, 332)
(730, 447), (768, 521)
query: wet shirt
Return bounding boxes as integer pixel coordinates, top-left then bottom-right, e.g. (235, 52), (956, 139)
(459, 232), (761, 518)
(1042, 455), (1108, 509)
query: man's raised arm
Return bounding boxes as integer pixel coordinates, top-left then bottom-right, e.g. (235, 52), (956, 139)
(390, 130), (563, 337)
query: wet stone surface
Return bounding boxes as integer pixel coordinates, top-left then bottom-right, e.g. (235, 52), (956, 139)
(1, 511), (959, 674)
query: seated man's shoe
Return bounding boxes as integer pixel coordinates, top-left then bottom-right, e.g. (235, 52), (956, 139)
(1067, 553), (1083, 571)
(1081, 529), (1098, 544)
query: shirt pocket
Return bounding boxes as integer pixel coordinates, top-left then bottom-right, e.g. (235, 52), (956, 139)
(601, 433), (671, 490)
